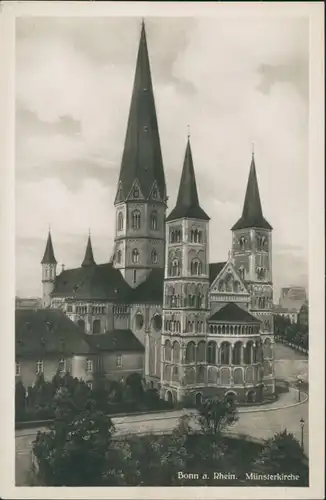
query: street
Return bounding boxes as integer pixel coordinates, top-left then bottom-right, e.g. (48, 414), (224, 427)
(15, 342), (308, 485)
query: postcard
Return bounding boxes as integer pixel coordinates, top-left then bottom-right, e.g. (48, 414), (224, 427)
(0, 1), (324, 499)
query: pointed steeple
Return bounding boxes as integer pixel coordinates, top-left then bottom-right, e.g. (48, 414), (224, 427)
(232, 152), (272, 230)
(41, 230), (57, 264)
(115, 20), (166, 204)
(166, 138), (209, 222)
(81, 234), (96, 267)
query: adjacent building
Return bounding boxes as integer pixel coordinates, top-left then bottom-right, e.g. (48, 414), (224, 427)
(17, 21), (276, 404)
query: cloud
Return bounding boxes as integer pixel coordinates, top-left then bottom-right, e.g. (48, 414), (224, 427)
(15, 16), (309, 299)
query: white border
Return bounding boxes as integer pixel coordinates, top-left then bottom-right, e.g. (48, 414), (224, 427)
(0, 2), (324, 499)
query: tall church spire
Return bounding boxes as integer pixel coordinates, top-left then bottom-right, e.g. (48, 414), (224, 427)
(166, 138), (209, 222)
(81, 234), (96, 267)
(41, 230), (57, 264)
(115, 20), (166, 203)
(232, 153), (272, 230)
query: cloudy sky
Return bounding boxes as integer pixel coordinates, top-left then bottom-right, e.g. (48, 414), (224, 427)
(15, 15), (309, 299)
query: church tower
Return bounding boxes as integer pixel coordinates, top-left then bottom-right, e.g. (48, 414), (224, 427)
(161, 138), (210, 404)
(113, 21), (167, 288)
(41, 229), (57, 308)
(231, 151), (275, 394)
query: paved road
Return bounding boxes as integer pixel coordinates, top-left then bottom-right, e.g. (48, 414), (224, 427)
(15, 342), (309, 485)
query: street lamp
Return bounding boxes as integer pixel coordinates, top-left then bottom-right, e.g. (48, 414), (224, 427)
(300, 417), (305, 452)
(297, 378), (302, 402)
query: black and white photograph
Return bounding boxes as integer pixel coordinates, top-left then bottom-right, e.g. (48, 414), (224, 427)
(0, 1), (324, 499)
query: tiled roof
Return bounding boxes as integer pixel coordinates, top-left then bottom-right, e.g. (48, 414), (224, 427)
(129, 268), (164, 303)
(41, 231), (57, 264)
(231, 155), (272, 231)
(51, 263), (132, 301)
(84, 330), (144, 353)
(208, 303), (261, 323)
(209, 261), (227, 284)
(15, 309), (91, 357)
(166, 139), (209, 222)
(115, 22), (166, 203)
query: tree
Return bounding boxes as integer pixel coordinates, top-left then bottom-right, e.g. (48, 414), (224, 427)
(255, 429), (305, 474)
(15, 380), (26, 421)
(197, 397), (239, 435)
(33, 398), (115, 486)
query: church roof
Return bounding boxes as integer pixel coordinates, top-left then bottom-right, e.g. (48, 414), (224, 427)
(231, 154), (272, 231)
(129, 268), (164, 303)
(208, 303), (261, 323)
(51, 263), (131, 301)
(166, 138), (209, 222)
(51, 263), (164, 303)
(41, 230), (57, 264)
(209, 261), (227, 284)
(84, 330), (144, 353)
(81, 235), (96, 267)
(15, 308), (91, 356)
(115, 21), (166, 203)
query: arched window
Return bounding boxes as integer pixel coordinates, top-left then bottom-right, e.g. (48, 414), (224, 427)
(196, 366), (205, 383)
(207, 341), (216, 364)
(132, 249), (139, 264)
(172, 342), (180, 363)
(152, 314), (162, 331)
(244, 341), (254, 364)
(191, 258), (202, 276)
(151, 249), (158, 264)
(220, 342), (231, 365)
(135, 313), (144, 330)
(239, 266), (245, 280)
(172, 366), (179, 382)
(116, 250), (122, 264)
(196, 341), (206, 362)
(185, 342), (195, 363)
(150, 211), (158, 230)
(164, 364), (171, 381)
(218, 280), (225, 292)
(233, 368), (243, 384)
(131, 210), (141, 229)
(92, 319), (101, 334)
(118, 212), (124, 231)
(171, 259), (180, 277)
(164, 340), (172, 361)
(239, 236), (246, 251)
(232, 342), (242, 365)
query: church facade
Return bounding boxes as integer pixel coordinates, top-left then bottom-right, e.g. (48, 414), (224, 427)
(40, 22), (275, 405)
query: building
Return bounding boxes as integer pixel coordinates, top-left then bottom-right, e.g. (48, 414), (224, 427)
(279, 286), (307, 312)
(273, 305), (298, 324)
(15, 308), (144, 389)
(32, 21), (275, 404)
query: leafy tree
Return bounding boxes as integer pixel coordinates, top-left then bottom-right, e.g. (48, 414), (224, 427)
(33, 396), (115, 486)
(197, 397), (239, 435)
(255, 429), (305, 473)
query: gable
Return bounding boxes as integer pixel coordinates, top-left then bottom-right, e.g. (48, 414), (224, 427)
(210, 261), (249, 295)
(125, 179), (145, 201)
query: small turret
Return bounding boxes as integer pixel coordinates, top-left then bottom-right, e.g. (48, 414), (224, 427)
(41, 229), (57, 308)
(82, 233), (96, 267)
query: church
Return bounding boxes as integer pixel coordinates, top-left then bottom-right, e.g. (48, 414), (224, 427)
(39, 22), (275, 405)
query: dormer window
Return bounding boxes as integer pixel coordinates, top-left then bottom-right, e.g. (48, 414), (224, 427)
(143, 126), (148, 132)
(152, 189), (157, 199)
(133, 186), (139, 198)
